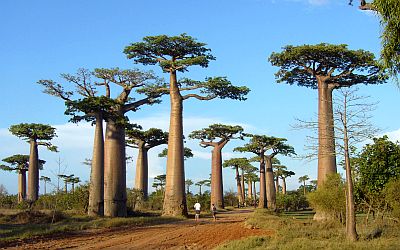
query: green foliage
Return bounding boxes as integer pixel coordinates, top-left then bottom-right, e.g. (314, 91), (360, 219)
(269, 43), (386, 89)
(234, 134), (296, 157)
(124, 33), (216, 72)
(9, 123), (57, 142)
(373, 0), (400, 79)
(223, 158), (252, 169)
(354, 136), (400, 212)
(384, 178), (400, 220)
(276, 191), (309, 212)
(186, 191), (211, 212)
(199, 77), (249, 101)
(307, 174), (346, 221)
(189, 124), (244, 142)
(0, 195), (17, 209)
(223, 190), (239, 207)
(158, 147), (193, 160)
(126, 128), (168, 149)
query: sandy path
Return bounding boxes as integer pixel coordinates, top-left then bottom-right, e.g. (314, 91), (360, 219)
(5, 209), (273, 250)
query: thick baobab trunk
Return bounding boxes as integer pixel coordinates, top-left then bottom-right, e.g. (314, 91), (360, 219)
(199, 185), (202, 196)
(163, 70), (187, 217)
(64, 181), (68, 193)
(248, 179), (253, 200)
(253, 181), (257, 204)
(241, 168), (245, 204)
(282, 177), (287, 195)
(211, 144), (225, 209)
(134, 142), (149, 200)
(28, 139), (39, 202)
(18, 170), (27, 203)
(275, 176), (279, 195)
(88, 115), (104, 216)
(265, 157), (276, 210)
(317, 80), (337, 187)
(104, 120), (127, 217)
(258, 152), (267, 208)
(235, 166), (243, 206)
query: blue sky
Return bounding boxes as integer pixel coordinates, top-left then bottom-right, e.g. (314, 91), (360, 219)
(1, 0), (399, 195)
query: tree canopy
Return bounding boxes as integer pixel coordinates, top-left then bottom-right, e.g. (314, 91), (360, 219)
(126, 128), (168, 149)
(1, 155), (45, 172)
(235, 135), (295, 157)
(269, 43), (386, 89)
(9, 123), (57, 143)
(189, 124), (244, 144)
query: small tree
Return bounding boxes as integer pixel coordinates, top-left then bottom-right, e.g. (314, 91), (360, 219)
(125, 34), (249, 217)
(223, 158), (252, 207)
(235, 135), (295, 209)
(195, 179), (211, 196)
(40, 176), (51, 195)
(298, 175), (310, 196)
(9, 123), (57, 202)
(185, 179), (194, 194)
(189, 124), (244, 209)
(126, 127), (168, 199)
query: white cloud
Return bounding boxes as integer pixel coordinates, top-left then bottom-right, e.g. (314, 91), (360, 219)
(383, 128), (400, 142)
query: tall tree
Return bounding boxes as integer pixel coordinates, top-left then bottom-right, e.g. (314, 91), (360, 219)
(40, 176), (51, 195)
(126, 127), (168, 199)
(299, 175), (310, 196)
(153, 174), (167, 192)
(38, 69), (117, 216)
(334, 87), (379, 241)
(9, 124), (57, 202)
(269, 44), (385, 187)
(70, 177), (80, 193)
(189, 124), (244, 209)
(223, 158), (252, 207)
(236, 135), (295, 209)
(0, 155), (45, 203)
(58, 174), (74, 193)
(125, 34), (249, 216)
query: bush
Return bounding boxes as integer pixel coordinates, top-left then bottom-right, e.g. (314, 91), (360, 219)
(276, 191), (309, 211)
(384, 178), (400, 220)
(307, 173), (345, 221)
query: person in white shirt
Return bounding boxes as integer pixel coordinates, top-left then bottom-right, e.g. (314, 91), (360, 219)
(194, 202), (201, 221)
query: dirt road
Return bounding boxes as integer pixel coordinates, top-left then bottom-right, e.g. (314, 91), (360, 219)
(5, 209), (273, 249)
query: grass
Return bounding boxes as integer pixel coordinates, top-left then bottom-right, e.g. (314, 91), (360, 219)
(216, 209), (400, 250)
(0, 210), (183, 247)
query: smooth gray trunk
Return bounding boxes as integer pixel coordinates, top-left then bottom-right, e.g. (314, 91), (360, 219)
(28, 139), (39, 202)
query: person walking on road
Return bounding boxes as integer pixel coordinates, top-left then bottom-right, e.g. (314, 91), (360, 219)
(211, 204), (217, 222)
(194, 201), (201, 221)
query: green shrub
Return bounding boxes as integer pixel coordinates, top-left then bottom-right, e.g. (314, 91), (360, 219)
(307, 174), (345, 221)
(384, 178), (400, 220)
(276, 191), (308, 211)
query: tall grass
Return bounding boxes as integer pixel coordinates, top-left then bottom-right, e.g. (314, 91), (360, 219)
(216, 209), (400, 250)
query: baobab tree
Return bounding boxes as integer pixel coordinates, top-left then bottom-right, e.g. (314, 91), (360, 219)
(70, 176), (80, 193)
(236, 135), (295, 209)
(153, 174), (166, 193)
(195, 179), (210, 196)
(245, 169), (258, 201)
(0, 155), (45, 203)
(185, 179), (194, 194)
(58, 174), (74, 193)
(299, 175), (310, 196)
(9, 123), (57, 202)
(124, 34), (250, 216)
(189, 124), (244, 209)
(39, 69), (119, 216)
(280, 169), (295, 195)
(269, 43), (385, 187)
(126, 127), (168, 200)
(40, 176), (51, 195)
(223, 158), (252, 207)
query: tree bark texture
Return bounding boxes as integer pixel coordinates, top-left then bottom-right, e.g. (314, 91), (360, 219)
(275, 176), (279, 195)
(235, 166), (243, 205)
(163, 70), (188, 217)
(317, 79), (337, 187)
(134, 142), (149, 199)
(258, 152), (267, 208)
(240, 168), (245, 203)
(88, 116), (104, 216)
(265, 156), (276, 210)
(211, 145), (225, 209)
(282, 177), (287, 195)
(104, 120), (127, 217)
(28, 139), (39, 202)
(18, 170), (26, 203)
(248, 179), (253, 200)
